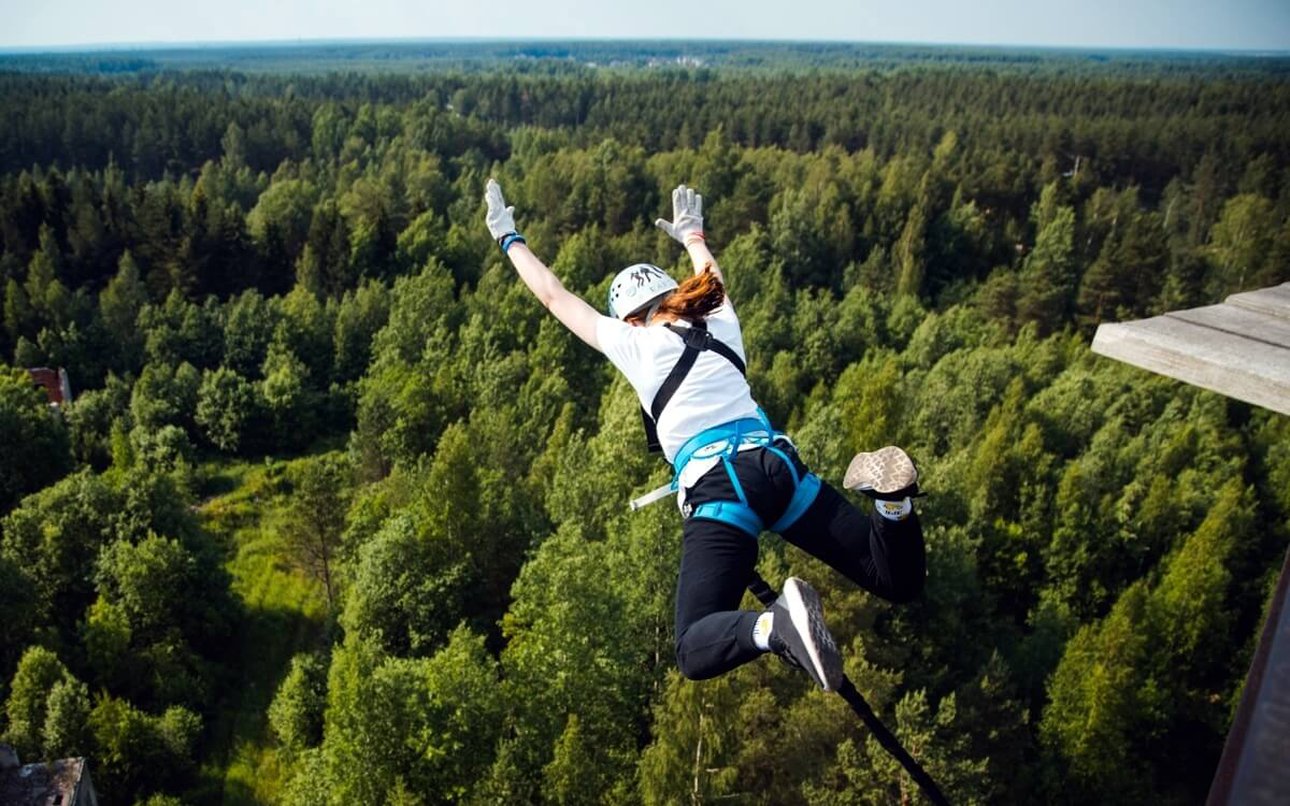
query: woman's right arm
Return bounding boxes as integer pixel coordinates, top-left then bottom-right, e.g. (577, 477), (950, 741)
(505, 241), (602, 351)
(486, 178), (603, 351)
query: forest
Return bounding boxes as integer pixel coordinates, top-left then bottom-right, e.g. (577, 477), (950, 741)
(0, 41), (1288, 804)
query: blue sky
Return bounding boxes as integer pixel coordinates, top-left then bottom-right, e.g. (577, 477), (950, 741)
(2, 0), (1288, 51)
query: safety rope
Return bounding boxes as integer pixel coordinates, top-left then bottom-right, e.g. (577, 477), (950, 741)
(747, 572), (951, 806)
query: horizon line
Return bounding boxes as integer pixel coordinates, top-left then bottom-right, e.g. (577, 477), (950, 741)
(2, 36), (1288, 58)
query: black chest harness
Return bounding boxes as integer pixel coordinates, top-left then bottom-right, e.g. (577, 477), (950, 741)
(641, 319), (746, 453)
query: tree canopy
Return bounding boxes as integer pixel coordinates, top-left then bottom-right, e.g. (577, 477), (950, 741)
(0, 41), (1288, 804)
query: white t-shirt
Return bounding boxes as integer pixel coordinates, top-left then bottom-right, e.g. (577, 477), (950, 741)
(595, 299), (762, 471)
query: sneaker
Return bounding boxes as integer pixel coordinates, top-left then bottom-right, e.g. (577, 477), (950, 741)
(843, 446), (919, 500)
(767, 577), (843, 692)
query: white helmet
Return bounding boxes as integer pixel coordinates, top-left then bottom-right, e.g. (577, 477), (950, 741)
(607, 263), (679, 320)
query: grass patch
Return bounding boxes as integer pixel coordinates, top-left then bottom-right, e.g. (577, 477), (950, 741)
(192, 457), (331, 805)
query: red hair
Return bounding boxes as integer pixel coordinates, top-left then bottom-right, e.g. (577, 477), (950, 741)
(629, 265), (724, 324)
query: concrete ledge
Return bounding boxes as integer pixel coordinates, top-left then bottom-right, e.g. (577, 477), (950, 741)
(1092, 283), (1290, 416)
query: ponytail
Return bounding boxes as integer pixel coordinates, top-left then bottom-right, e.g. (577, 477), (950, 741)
(653, 266), (725, 322)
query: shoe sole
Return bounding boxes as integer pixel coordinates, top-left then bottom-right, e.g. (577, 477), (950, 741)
(783, 577), (843, 692)
(844, 446), (916, 494)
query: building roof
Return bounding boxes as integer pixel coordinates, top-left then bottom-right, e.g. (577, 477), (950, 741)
(1091, 282), (1290, 416)
(0, 756), (89, 805)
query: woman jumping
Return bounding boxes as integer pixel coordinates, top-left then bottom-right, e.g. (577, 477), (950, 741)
(484, 179), (927, 691)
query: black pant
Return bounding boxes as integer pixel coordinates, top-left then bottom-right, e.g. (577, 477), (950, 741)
(673, 444), (926, 680)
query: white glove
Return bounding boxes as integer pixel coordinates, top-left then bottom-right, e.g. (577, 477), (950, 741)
(484, 178), (518, 241)
(654, 184), (705, 246)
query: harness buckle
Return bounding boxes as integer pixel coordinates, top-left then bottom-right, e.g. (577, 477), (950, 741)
(680, 326), (713, 351)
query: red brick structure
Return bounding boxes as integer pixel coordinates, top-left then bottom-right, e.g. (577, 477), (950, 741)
(25, 367), (72, 407)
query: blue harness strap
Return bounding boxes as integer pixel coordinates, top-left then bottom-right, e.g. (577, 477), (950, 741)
(770, 473), (821, 533)
(692, 500), (765, 537)
(686, 439), (823, 538)
(670, 412), (774, 477)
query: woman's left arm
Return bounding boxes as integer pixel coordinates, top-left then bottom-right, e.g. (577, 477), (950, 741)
(656, 184), (724, 286)
(485, 178), (602, 351)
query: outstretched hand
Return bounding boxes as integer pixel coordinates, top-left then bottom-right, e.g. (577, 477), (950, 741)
(655, 184), (704, 246)
(484, 178), (518, 241)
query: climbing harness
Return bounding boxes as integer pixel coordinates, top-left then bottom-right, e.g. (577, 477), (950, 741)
(746, 574), (952, 806)
(679, 427), (822, 538)
(628, 320), (820, 537)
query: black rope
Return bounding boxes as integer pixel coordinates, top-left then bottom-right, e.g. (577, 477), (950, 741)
(747, 573), (951, 806)
(747, 575), (778, 608)
(835, 676), (951, 806)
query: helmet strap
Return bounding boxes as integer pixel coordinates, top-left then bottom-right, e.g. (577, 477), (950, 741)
(643, 297), (665, 326)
